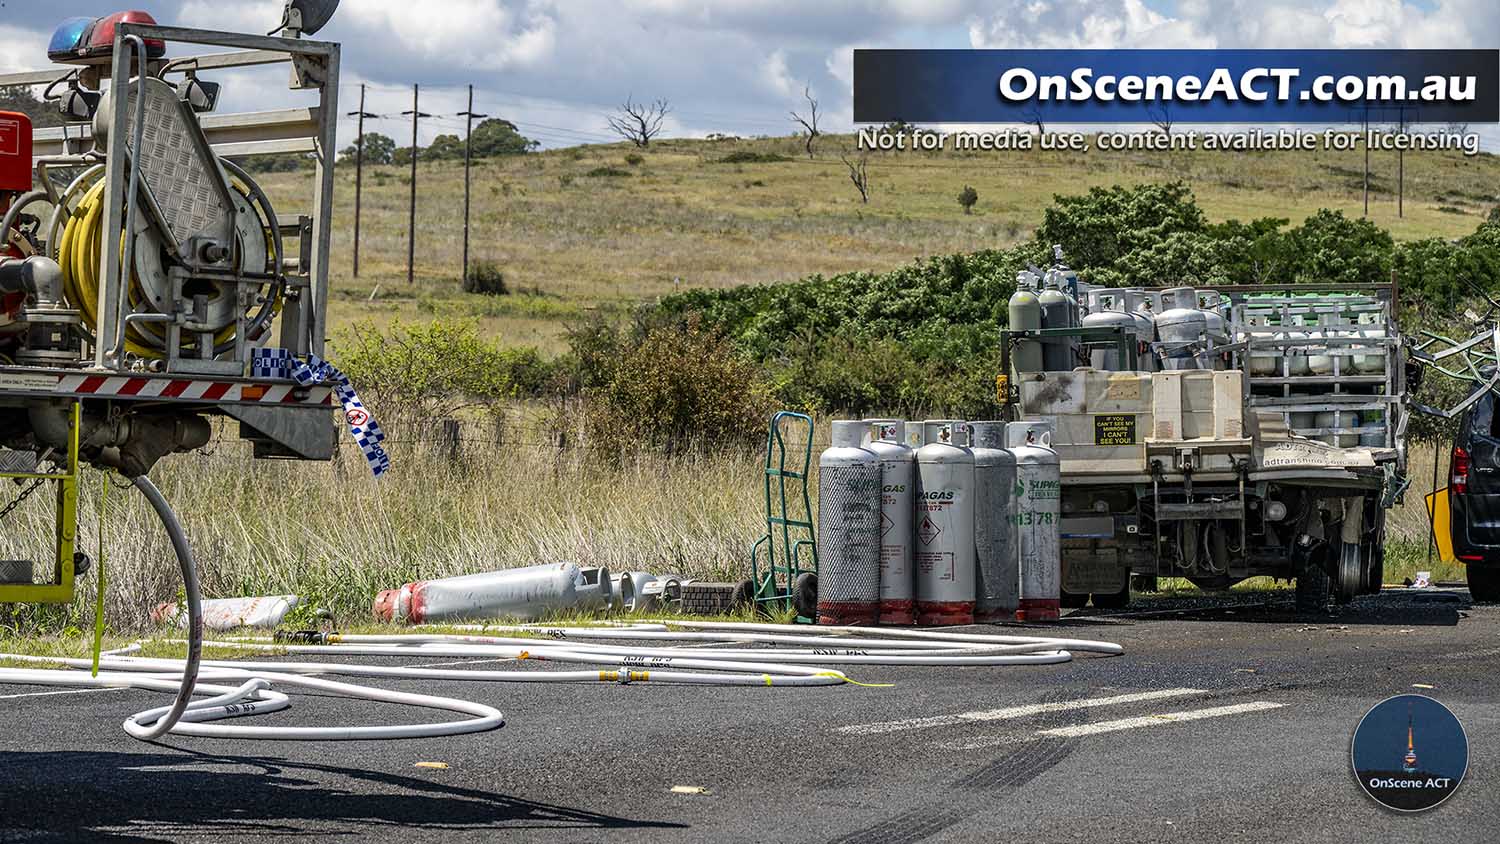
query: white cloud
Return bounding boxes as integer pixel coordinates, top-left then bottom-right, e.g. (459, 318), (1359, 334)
(341, 0), (557, 69)
(968, 0), (1217, 49)
(0, 25), (48, 75)
(1324, 0), (1406, 47)
(176, 1), (286, 35)
(761, 49), (799, 99)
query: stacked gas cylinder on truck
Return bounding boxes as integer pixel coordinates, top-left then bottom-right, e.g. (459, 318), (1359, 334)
(1001, 248), (1409, 612)
(0, 4), (373, 612)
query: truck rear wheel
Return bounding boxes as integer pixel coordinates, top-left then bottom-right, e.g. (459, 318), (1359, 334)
(1333, 538), (1362, 605)
(1469, 567), (1500, 604)
(1091, 586), (1130, 609)
(1295, 548), (1330, 614)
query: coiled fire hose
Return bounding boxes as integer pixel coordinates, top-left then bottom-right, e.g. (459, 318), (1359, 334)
(46, 162), (283, 359)
(0, 617), (1123, 741)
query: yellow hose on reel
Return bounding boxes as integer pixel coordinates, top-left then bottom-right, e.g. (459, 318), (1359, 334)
(55, 173), (272, 359)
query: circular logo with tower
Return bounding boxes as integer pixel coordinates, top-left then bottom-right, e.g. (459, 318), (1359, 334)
(1351, 694), (1468, 812)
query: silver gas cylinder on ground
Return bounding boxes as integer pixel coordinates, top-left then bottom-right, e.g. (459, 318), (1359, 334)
(1008, 271), (1044, 373)
(372, 562), (606, 623)
(1081, 290), (1137, 371)
(1155, 287), (1207, 370)
(914, 420), (976, 625)
(863, 419), (916, 625)
(1038, 271), (1076, 372)
(1007, 420), (1061, 622)
(968, 421), (1019, 622)
(816, 420), (881, 625)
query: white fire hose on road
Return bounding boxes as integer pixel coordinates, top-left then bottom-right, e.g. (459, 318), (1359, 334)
(0, 621), (1123, 742)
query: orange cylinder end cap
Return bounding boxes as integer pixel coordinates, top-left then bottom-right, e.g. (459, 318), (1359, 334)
(372, 589), (399, 622)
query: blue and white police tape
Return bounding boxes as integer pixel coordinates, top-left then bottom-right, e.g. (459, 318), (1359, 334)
(252, 349), (390, 477)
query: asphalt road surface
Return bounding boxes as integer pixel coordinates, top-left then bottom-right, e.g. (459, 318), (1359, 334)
(2, 588), (1496, 843)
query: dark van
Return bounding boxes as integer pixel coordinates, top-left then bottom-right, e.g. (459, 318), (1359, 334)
(1449, 390), (1500, 602)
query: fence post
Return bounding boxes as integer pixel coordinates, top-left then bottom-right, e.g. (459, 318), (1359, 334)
(441, 418), (461, 465)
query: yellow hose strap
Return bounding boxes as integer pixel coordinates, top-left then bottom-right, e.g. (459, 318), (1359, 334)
(816, 672), (893, 688)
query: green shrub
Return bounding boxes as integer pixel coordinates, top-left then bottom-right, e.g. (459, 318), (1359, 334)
(336, 320), (558, 427)
(624, 153), (644, 167)
(958, 185), (978, 214)
(585, 166), (630, 178)
(582, 318), (774, 457)
(463, 259), (508, 295)
(714, 151), (790, 164)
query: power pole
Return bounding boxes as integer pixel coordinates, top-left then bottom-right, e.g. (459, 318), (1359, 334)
(400, 84), (432, 285)
(457, 85), (488, 287)
(346, 83), (378, 278)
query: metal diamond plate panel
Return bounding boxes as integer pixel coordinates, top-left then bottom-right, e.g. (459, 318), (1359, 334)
(122, 79), (232, 248)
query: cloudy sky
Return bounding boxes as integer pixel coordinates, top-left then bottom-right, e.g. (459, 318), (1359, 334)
(0, 1), (1495, 149)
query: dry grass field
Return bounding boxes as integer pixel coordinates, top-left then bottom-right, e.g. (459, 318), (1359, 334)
(252, 132), (1500, 356)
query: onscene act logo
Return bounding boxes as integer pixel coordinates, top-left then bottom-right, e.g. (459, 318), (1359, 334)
(1351, 694), (1468, 812)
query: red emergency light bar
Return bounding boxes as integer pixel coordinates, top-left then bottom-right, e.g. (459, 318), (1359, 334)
(47, 11), (166, 65)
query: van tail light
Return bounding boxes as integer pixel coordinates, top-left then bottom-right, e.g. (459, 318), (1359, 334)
(1452, 445), (1471, 495)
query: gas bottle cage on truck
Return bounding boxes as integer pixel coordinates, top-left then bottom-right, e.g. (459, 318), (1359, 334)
(0, 15), (350, 607)
(1000, 256), (1500, 613)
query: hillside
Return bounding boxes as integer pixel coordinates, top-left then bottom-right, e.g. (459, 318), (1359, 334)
(252, 132), (1500, 353)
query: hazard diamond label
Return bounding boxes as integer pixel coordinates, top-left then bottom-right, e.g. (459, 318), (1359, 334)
(880, 511), (895, 538)
(917, 515), (941, 546)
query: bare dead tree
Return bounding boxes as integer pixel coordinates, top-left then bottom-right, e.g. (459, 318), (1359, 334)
(1147, 103), (1173, 139)
(789, 84), (821, 158)
(607, 96), (670, 148)
(1446, 121), (1470, 136)
(1021, 105), (1045, 135)
(839, 149), (869, 203)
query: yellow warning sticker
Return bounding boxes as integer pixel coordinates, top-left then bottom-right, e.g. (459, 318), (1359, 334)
(1094, 414), (1137, 446)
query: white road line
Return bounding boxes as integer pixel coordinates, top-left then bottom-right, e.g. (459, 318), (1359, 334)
(838, 688), (1207, 736)
(0, 686), (126, 701)
(1037, 701), (1286, 738)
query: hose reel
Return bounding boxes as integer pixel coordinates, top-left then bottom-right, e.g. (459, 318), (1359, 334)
(49, 161), (284, 360)
(42, 75), (286, 363)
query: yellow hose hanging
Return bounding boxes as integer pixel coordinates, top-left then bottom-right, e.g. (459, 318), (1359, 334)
(56, 175), (267, 359)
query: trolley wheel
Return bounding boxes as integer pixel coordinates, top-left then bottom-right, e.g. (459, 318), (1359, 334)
(1060, 590), (1088, 609)
(1295, 545), (1331, 615)
(792, 573), (818, 619)
(731, 579), (756, 611)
